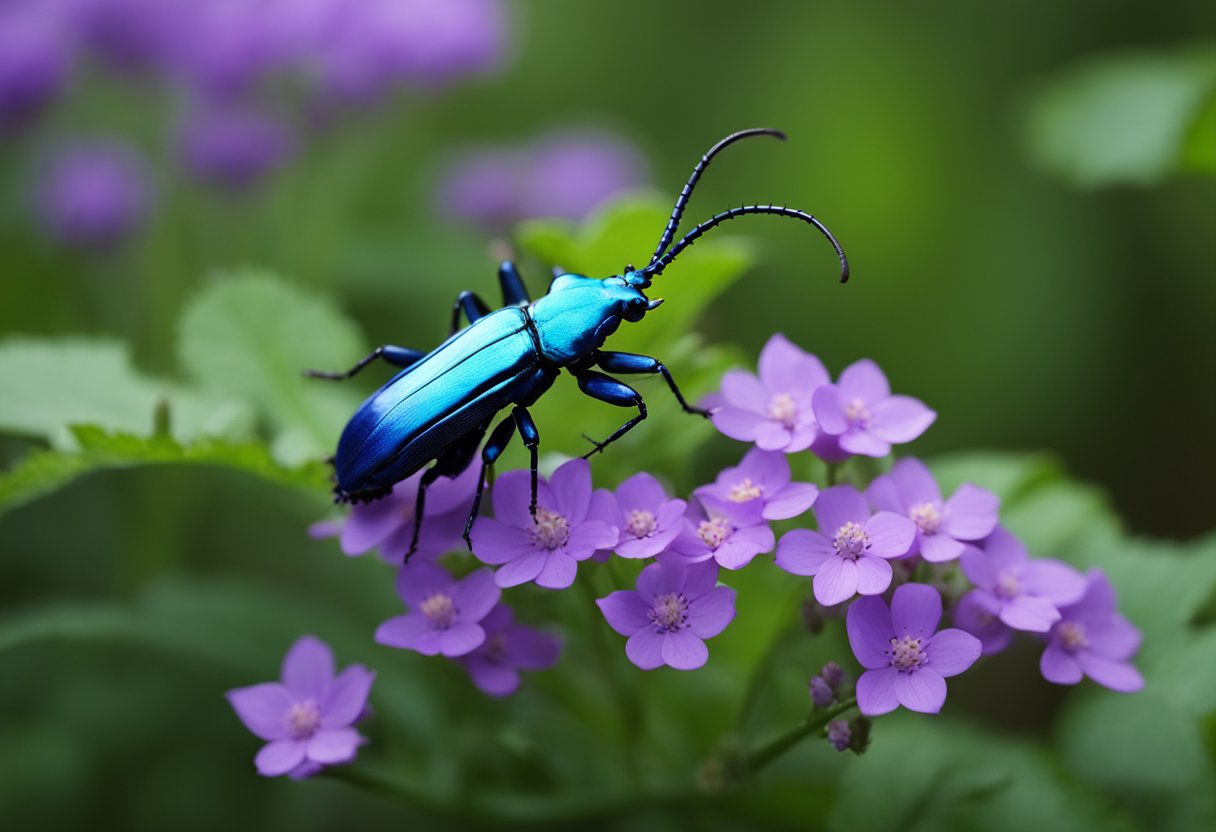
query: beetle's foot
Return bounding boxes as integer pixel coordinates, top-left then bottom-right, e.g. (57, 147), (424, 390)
(463, 532), (474, 552)
(302, 369), (343, 380)
(579, 433), (607, 458)
(687, 405), (712, 419)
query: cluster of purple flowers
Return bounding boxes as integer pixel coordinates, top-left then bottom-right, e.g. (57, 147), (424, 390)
(232, 332), (1142, 777)
(2, 0), (510, 247)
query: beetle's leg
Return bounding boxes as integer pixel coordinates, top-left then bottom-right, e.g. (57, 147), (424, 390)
(464, 415), (517, 550)
(404, 426), (486, 563)
(448, 291), (492, 335)
(575, 371), (647, 458)
(498, 260), (531, 306)
(303, 345), (425, 380)
(405, 466), (443, 564)
(594, 351), (711, 417)
(512, 406), (541, 519)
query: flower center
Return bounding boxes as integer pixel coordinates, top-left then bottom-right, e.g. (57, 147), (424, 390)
(1058, 621), (1089, 652)
(844, 398), (871, 428)
(766, 392), (799, 429)
(697, 516), (732, 550)
(728, 477), (763, 503)
(420, 592), (457, 628)
(531, 508), (570, 550)
(625, 508), (657, 539)
(648, 592), (689, 632)
(910, 501), (942, 534)
(833, 522), (870, 560)
(888, 635), (926, 672)
(995, 571), (1021, 600)
(286, 700), (322, 739)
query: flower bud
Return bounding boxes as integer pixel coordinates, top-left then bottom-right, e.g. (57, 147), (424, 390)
(826, 720), (850, 751)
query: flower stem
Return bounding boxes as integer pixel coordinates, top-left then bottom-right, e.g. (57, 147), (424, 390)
(744, 698), (857, 777)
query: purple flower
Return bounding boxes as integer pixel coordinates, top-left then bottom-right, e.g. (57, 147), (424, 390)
(866, 457), (998, 563)
(710, 333), (829, 453)
(826, 719), (851, 751)
(694, 447), (818, 522)
(471, 458), (617, 589)
(375, 561), (499, 657)
(456, 603), (562, 697)
(597, 559), (735, 671)
(588, 472), (686, 559)
(952, 589), (1013, 655)
(667, 495), (774, 571)
(847, 583), (981, 715)
(960, 527), (1087, 633)
(1040, 570), (1143, 693)
(180, 104), (294, 190)
(775, 485), (916, 606)
(309, 464), (478, 563)
(0, 8), (69, 130)
(811, 359), (936, 461)
(74, 0), (183, 74)
(810, 676), (835, 707)
(35, 140), (151, 248)
(226, 635), (374, 778)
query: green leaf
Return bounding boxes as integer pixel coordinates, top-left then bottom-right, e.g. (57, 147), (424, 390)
(0, 337), (251, 449)
(1026, 46), (1216, 187)
(0, 426), (328, 515)
(176, 270), (367, 464)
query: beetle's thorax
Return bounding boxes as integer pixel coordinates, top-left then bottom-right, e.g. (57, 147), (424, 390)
(529, 274), (648, 365)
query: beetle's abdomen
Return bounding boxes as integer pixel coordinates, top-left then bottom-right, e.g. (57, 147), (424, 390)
(333, 308), (540, 500)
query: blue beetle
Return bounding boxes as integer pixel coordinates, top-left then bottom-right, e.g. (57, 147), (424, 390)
(307, 129), (849, 560)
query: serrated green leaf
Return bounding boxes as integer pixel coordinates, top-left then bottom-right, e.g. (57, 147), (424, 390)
(1026, 46), (1216, 187)
(0, 337), (251, 449)
(176, 270), (367, 464)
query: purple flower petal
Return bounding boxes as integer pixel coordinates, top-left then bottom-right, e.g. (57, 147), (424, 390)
(636, 559), (675, 597)
(855, 556), (894, 596)
(941, 484), (999, 540)
(565, 520), (619, 558)
(864, 511), (917, 558)
(375, 614), (439, 653)
(811, 385), (848, 435)
(775, 529), (834, 576)
(490, 469), (536, 529)
(960, 544), (998, 588)
(597, 591), (651, 635)
(764, 482), (819, 520)
(869, 396), (936, 443)
(1040, 645), (1083, 685)
(865, 474), (904, 516)
(925, 629), (981, 677)
(1078, 654), (1144, 693)
(451, 568), (500, 623)
(856, 667), (900, 716)
(847, 595), (895, 669)
(1020, 559), (1087, 607)
(1086, 615), (1141, 660)
(814, 485), (869, 535)
(998, 595), (1061, 633)
(466, 658), (521, 697)
(712, 406), (766, 441)
(714, 523), (774, 570)
(616, 471), (669, 511)
(439, 622), (485, 656)
(395, 560), (454, 607)
(920, 534), (965, 563)
(888, 458), (941, 506)
(470, 518), (536, 565)
(894, 667), (946, 713)
(839, 430), (891, 458)
(661, 630), (709, 670)
(838, 359), (890, 404)
(686, 586), (736, 638)
(814, 556), (858, 606)
(625, 629), (664, 670)
(493, 549), (548, 588)
(890, 583), (942, 638)
(720, 370), (766, 408)
(758, 333), (829, 395)
(535, 551), (578, 589)
(322, 666), (375, 728)
(255, 739), (306, 777)
(1065, 569), (1119, 620)
(954, 589), (1013, 656)
(680, 559), (720, 598)
(227, 683), (293, 740)
(754, 421), (792, 451)
(281, 635), (334, 702)
(982, 527), (1029, 571)
(549, 458), (592, 523)
(505, 625), (562, 669)
(306, 728), (361, 764)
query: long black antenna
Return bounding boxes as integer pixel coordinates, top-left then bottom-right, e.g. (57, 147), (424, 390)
(644, 204), (850, 283)
(648, 128), (786, 268)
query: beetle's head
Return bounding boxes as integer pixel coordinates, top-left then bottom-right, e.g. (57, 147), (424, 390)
(603, 267), (663, 323)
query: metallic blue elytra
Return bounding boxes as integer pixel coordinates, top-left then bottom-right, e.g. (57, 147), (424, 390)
(306, 128), (851, 561)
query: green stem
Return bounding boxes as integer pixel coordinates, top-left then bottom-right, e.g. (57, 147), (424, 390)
(745, 698), (857, 777)
(825, 463), (839, 487)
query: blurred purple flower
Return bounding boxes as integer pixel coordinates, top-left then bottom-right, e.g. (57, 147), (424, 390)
(597, 559), (735, 671)
(710, 333), (829, 453)
(180, 104), (294, 190)
(226, 634), (373, 778)
(959, 527), (1086, 633)
(0, 8), (69, 129)
(35, 140), (151, 248)
(375, 561), (500, 657)
(775, 485), (916, 607)
(694, 447), (818, 521)
(847, 583), (981, 715)
(471, 458), (617, 589)
(826, 719), (851, 751)
(172, 0), (285, 98)
(456, 603), (562, 697)
(309, 464), (478, 563)
(667, 495), (774, 571)
(811, 359), (936, 461)
(952, 589), (1013, 655)
(73, 0), (183, 73)
(588, 472), (686, 559)
(810, 675), (835, 707)
(866, 457), (998, 562)
(1040, 569), (1143, 692)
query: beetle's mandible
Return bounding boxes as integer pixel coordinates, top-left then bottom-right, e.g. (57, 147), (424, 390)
(306, 128), (850, 562)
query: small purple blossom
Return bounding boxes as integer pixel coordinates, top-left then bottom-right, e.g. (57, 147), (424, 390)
(827, 719), (851, 751)
(710, 333), (829, 453)
(0, 8), (69, 130)
(953, 589), (1014, 655)
(960, 527), (1087, 633)
(588, 472), (686, 559)
(847, 583), (982, 715)
(1040, 570), (1143, 693)
(811, 359), (936, 461)
(309, 464), (478, 563)
(456, 603), (562, 697)
(810, 676), (835, 707)
(471, 458), (618, 590)
(775, 485), (916, 606)
(180, 104), (294, 191)
(375, 561), (500, 657)
(668, 495), (774, 571)
(866, 457), (999, 563)
(597, 559), (736, 671)
(35, 140), (151, 248)
(694, 447), (818, 522)
(226, 635), (374, 778)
